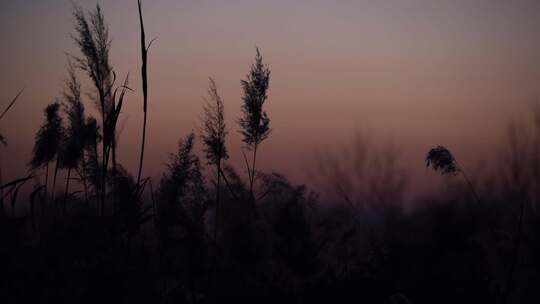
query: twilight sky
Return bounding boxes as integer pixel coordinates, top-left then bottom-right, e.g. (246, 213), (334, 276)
(1, 0), (539, 193)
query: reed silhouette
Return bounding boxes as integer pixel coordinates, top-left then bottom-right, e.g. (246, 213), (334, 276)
(238, 48), (271, 204)
(2, 2), (540, 304)
(30, 101), (64, 202)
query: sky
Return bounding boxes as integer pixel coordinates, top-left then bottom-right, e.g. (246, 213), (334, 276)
(1, 0), (539, 194)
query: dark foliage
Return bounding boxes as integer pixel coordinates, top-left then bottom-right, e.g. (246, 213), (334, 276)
(238, 48), (271, 148)
(426, 145), (458, 175)
(3, 2), (540, 304)
(30, 102), (64, 170)
(0, 87), (24, 146)
(72, 3), (113, 116)
(201, 78), (228, 166)
(61, 59), (87, 170)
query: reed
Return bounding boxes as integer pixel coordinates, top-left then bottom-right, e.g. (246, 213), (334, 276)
(238, 48), (271, 205)
(136, 0), (155, 187)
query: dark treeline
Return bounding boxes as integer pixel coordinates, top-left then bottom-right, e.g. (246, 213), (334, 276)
(1, 2), (540, 304)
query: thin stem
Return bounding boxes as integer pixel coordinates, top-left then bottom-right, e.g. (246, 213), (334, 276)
(81, 151), (89, 206)
(137, 111), (148, 185)
(149, 178), (157, 227)
(44, 162), (49, 209)
(455, 160), (482, 205)
(219, 168), (241, 203)
(241, 148), (252, 187)
(250, 144), (258, 201)
(211, 161), (222, 301)
(101, 135), (107, 216)
(214, 161), (221, 245)
(112, 138), (117, 215)
(136, 0), (149, 186)
(40, 163), (50, 220)
(99, 83), (107, 217)
(461, 170), (481, 204)
(63, 168), (71, 216)
(51, 155), (60, 203)
(0, 150), (3, 213)
(503, 194), (527, 304)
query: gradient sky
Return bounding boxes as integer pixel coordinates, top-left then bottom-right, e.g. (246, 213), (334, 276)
(1, 0), (539, 193)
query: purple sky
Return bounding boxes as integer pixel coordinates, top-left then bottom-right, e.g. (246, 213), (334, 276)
(1, 0), (539, 194)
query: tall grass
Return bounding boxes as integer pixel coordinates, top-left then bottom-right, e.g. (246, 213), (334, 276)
(426, 145), (481, 204)
(30, 101), (64, 203)
(3, 2), (540, 303)
(72, 3), (114, 216)
(0, 87), (24, 212)
(201, 77), (228, 244)
(60, 59), (88, 215)
(238, 48), (271, 204)
(136, 0), (154, 187)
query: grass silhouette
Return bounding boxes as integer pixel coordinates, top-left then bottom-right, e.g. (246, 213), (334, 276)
(1, 2), (540, 304)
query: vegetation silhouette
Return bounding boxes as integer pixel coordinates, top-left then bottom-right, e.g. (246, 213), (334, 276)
(238, 48), (271, 204)
(1, 2), (540, 304)
(426, 145), (481, 204)
(136, 0), (155, 187)
(30, 101), (64, 203)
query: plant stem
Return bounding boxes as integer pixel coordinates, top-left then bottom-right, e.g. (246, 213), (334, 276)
(504, 195), (526, 304)
(250, 144), (258, 201)
(112, 137), (117, 215)
(63, 168), (71, 216)
(461, 170), (481, 205)
(219, 168), (240, 202)
(0, 150), (3, 213)
(136, 0), (149, 187)
(51, 155), (60, 203)
(212, 160), (222, 301)
(214, 161), (221, 246)
(101, 132), (107, 216)
(43, 162), (49, 214)
(455, 159), (481, 205)
(137, 113), (147, 186)
(81, 151), (89, 206)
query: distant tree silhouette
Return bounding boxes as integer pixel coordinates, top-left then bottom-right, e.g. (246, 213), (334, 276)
(312, 132), (407, 210)
(238, 48), (271, 202)
(30, 102), (64, 201)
